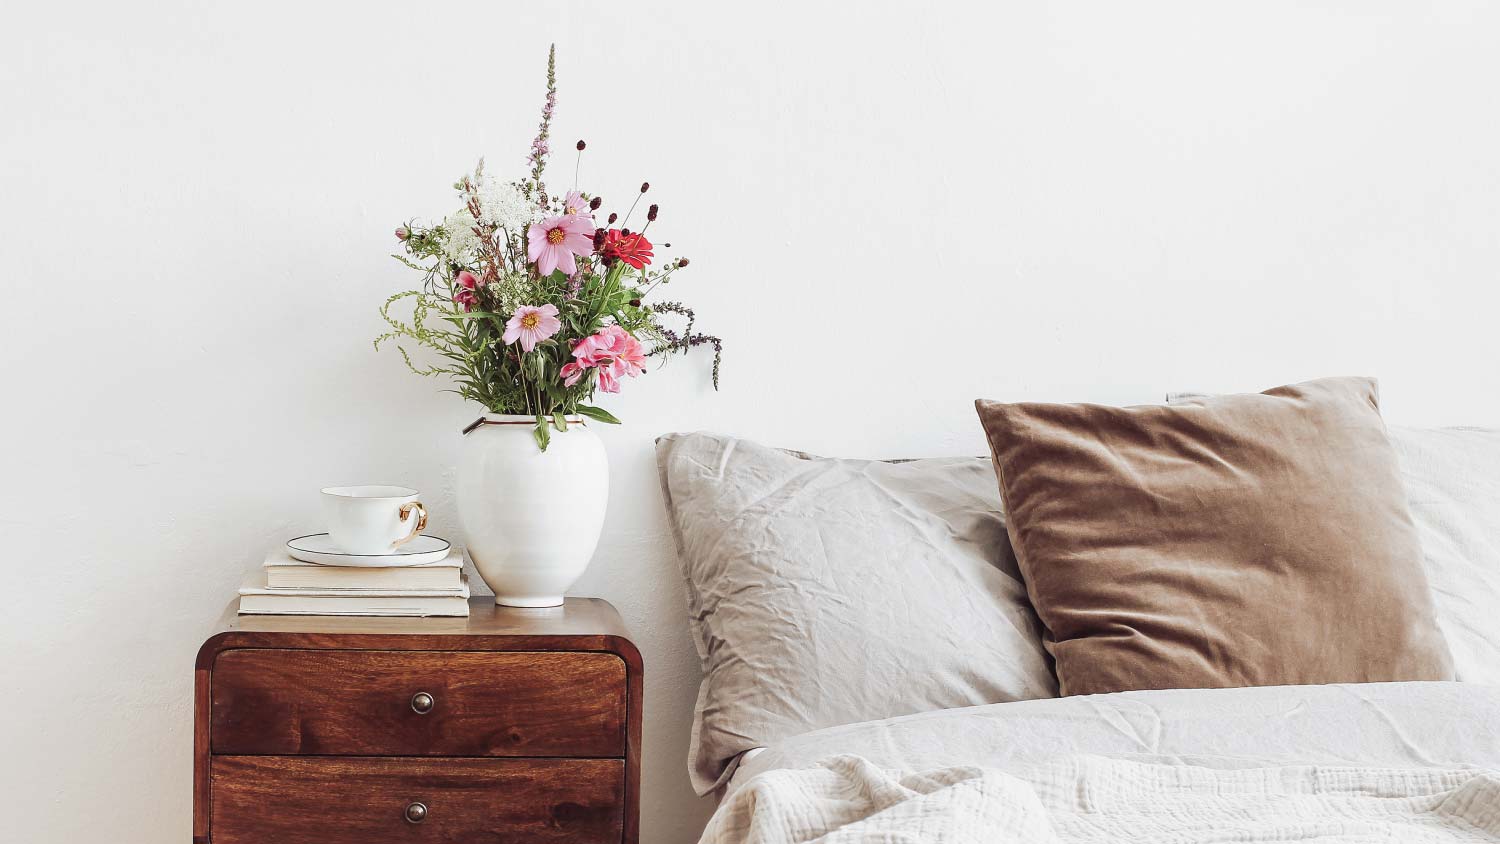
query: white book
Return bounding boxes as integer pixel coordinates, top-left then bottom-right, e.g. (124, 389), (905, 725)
(262, 548), (462, 591)
(237, 572), (471, 617)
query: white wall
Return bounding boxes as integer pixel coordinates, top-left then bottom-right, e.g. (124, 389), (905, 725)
(3, 1), (1498, 841)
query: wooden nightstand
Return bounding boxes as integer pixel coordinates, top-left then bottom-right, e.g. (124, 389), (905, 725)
(193, 598), (641, 843)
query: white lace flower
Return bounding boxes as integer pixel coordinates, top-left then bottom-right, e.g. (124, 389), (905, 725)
(443, 209), (480, 264)
(477, 178), (540, 233)
(485, 270), (533, 315)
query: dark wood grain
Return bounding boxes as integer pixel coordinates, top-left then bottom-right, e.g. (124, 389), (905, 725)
(193, 663), (211, 843)
(210, 755), (623, 844)
(193, 597), (642, 843)
(623, 641), (643, 844)
(211, 649), (626, 757)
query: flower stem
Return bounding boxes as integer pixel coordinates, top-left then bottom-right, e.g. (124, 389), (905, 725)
(638, 266), (677, 299)
(515, 347), (533, 415)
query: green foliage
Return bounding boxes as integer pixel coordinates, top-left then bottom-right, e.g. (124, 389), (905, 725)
(574, 405), (621, 425)
(377, 227), (722, 451)
(532, 415), (551, 451)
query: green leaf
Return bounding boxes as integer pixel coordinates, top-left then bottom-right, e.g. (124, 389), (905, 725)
(533, 415), (551, 451)
(552, 411), (568, 432)
(575, 404), (622, 425)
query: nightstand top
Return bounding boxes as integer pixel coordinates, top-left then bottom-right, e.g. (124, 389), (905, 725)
(198, 597), (638, 668)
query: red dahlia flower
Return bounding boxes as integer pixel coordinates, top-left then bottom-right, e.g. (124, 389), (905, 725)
(601, 229), (654, 269)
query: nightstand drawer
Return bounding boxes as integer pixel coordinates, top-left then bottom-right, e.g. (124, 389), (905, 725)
(211, 649), (626, 757)
(210, 755), (623, 844)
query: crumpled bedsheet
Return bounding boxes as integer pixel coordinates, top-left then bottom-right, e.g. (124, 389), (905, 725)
(704, 753), (1500, 843)
(729, 681), (1500, 795)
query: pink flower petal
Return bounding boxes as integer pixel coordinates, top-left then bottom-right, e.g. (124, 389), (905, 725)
(543, 245), (564, 277)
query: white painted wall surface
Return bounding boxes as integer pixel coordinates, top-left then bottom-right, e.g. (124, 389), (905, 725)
(3, 2), (1499, 841)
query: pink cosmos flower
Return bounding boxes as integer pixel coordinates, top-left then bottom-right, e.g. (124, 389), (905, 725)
(559, 325), (647, 392)
(527, 215), (595, 277)
(452, 270), (480, 312)
(562, 190), (592, 217)
(501, 303), (562, 352)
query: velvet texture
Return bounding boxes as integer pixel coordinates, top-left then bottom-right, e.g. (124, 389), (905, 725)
(975, 377), (1454, 696)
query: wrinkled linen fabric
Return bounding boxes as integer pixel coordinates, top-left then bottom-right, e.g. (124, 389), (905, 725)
(1387, 426), (1500, 685)
(703, 753), (1500, 844)
(656, 432), (1056, 794)
(729, 682), (1500, 793)
(975, 377), (1454, 696)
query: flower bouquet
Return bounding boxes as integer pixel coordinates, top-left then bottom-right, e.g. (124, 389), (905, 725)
(377, 46), (721, 452)
(375, 47), (721, 607)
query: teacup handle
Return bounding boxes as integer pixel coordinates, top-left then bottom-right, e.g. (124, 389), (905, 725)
(393, 501), (428, 549)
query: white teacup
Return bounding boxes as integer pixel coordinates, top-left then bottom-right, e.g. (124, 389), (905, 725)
(321, 485), (428, 554)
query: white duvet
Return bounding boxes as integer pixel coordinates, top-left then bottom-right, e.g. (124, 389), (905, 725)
(706, 755), (1500, 843)
(705, 682), (1500, 843)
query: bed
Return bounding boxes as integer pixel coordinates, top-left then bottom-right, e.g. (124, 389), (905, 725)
(657, 382), (1500, 843)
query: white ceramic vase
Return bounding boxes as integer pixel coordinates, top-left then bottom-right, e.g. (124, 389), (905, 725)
(456, 414), (608, 607)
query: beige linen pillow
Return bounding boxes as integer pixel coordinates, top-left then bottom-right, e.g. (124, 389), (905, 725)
(975, 376), (1453, 697)
(1387, 426), (1500, 684)
(656, 432), (1055, 795)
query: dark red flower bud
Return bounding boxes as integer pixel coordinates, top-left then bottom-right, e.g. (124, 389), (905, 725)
(647, 204), (659, 221)
(592, 228), (607, 249)
(629, 298), (641, 307)
(576, 139), (587, 151)
(621, 228), (631, 236)
(678, 257), (690, 267)
(607, 212), (618, 224)
(589, 196), (602, 210)
(639, 182), (650, 193)
(663, 242), (672, 248)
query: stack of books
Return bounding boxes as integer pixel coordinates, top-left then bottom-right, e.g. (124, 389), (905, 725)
(238, 548), (471, 617)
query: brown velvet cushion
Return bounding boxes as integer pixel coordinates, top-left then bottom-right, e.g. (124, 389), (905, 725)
(975, 377), (1454, 696)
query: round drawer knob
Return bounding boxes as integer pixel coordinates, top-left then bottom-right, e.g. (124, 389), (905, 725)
(410, 692), (435, 714)
(404, 801), (428, 824)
